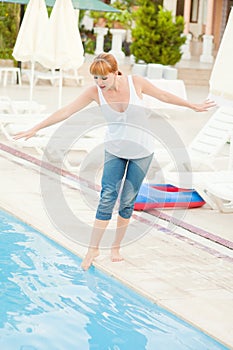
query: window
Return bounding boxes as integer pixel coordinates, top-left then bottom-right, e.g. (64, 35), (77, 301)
(190, 0), (199, 23)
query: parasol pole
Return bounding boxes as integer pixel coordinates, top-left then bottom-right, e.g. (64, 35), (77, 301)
(29, 60), (35, 103)
(16, 4), (25, 84)
(58, 69), (63, 108)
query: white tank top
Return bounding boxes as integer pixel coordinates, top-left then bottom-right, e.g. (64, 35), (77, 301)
(97, 75), (154, 159)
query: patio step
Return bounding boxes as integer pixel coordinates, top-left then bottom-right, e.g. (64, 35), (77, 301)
(177, 67), (212, 86)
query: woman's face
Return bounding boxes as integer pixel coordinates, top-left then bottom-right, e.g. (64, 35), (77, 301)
(93, 72), (116, 91)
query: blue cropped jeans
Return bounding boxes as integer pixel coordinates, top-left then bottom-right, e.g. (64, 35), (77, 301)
(96, 151), (153, 220)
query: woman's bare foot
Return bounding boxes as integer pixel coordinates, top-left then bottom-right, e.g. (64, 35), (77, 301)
(81, 248), (99, 271)
(111, 247), (124, 262)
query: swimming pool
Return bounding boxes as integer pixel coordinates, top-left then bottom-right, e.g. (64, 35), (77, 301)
(0, 209), (229, 350)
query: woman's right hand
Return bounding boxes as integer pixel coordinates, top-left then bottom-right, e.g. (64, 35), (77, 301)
(13, 128), (37, 141)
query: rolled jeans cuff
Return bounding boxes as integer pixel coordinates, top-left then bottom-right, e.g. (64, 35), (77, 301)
(96, 210), (112, 221)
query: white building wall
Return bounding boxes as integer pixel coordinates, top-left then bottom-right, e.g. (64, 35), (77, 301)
(163, 0), (177, 16)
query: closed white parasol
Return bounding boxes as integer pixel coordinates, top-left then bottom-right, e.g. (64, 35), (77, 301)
(12, 0), (49, 102)
(36, 0), (85, 107)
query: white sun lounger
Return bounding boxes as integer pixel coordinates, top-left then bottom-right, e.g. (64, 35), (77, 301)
(205, 179), (233, 213)
(162, 108), (233, 210)
(159, 106), (233, 173)
(1, 106), (105, 171)
(0, 95), (46, 114)
(203, 131), (233, 212)
(0, 112), (49, 146)
(163, 170), (233, 210)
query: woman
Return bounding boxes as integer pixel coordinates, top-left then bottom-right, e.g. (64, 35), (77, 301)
(14, 53), (215, 270)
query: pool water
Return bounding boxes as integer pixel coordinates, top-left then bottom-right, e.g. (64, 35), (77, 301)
(0, 209), (229, 350)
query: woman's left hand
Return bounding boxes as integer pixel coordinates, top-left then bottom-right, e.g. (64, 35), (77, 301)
(191, 99), (217, 112)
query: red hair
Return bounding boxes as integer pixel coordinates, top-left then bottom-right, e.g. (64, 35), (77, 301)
(90, 53), (122, 76)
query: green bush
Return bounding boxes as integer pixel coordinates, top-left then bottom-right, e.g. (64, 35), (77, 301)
(104, 0), (133, 29)
(84, 37), (95, 54)
(90, 0), (136, 29)
(131, 3), (186, 65)
(0, 48), (13, 60)
(0, 4), (20, 58)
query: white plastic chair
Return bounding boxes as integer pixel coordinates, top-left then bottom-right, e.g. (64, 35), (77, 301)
(0, 67), (21, 86)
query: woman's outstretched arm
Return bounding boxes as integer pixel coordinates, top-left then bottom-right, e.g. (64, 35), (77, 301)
(14, 86), (97, 140)
(134, 75), (216, 112)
